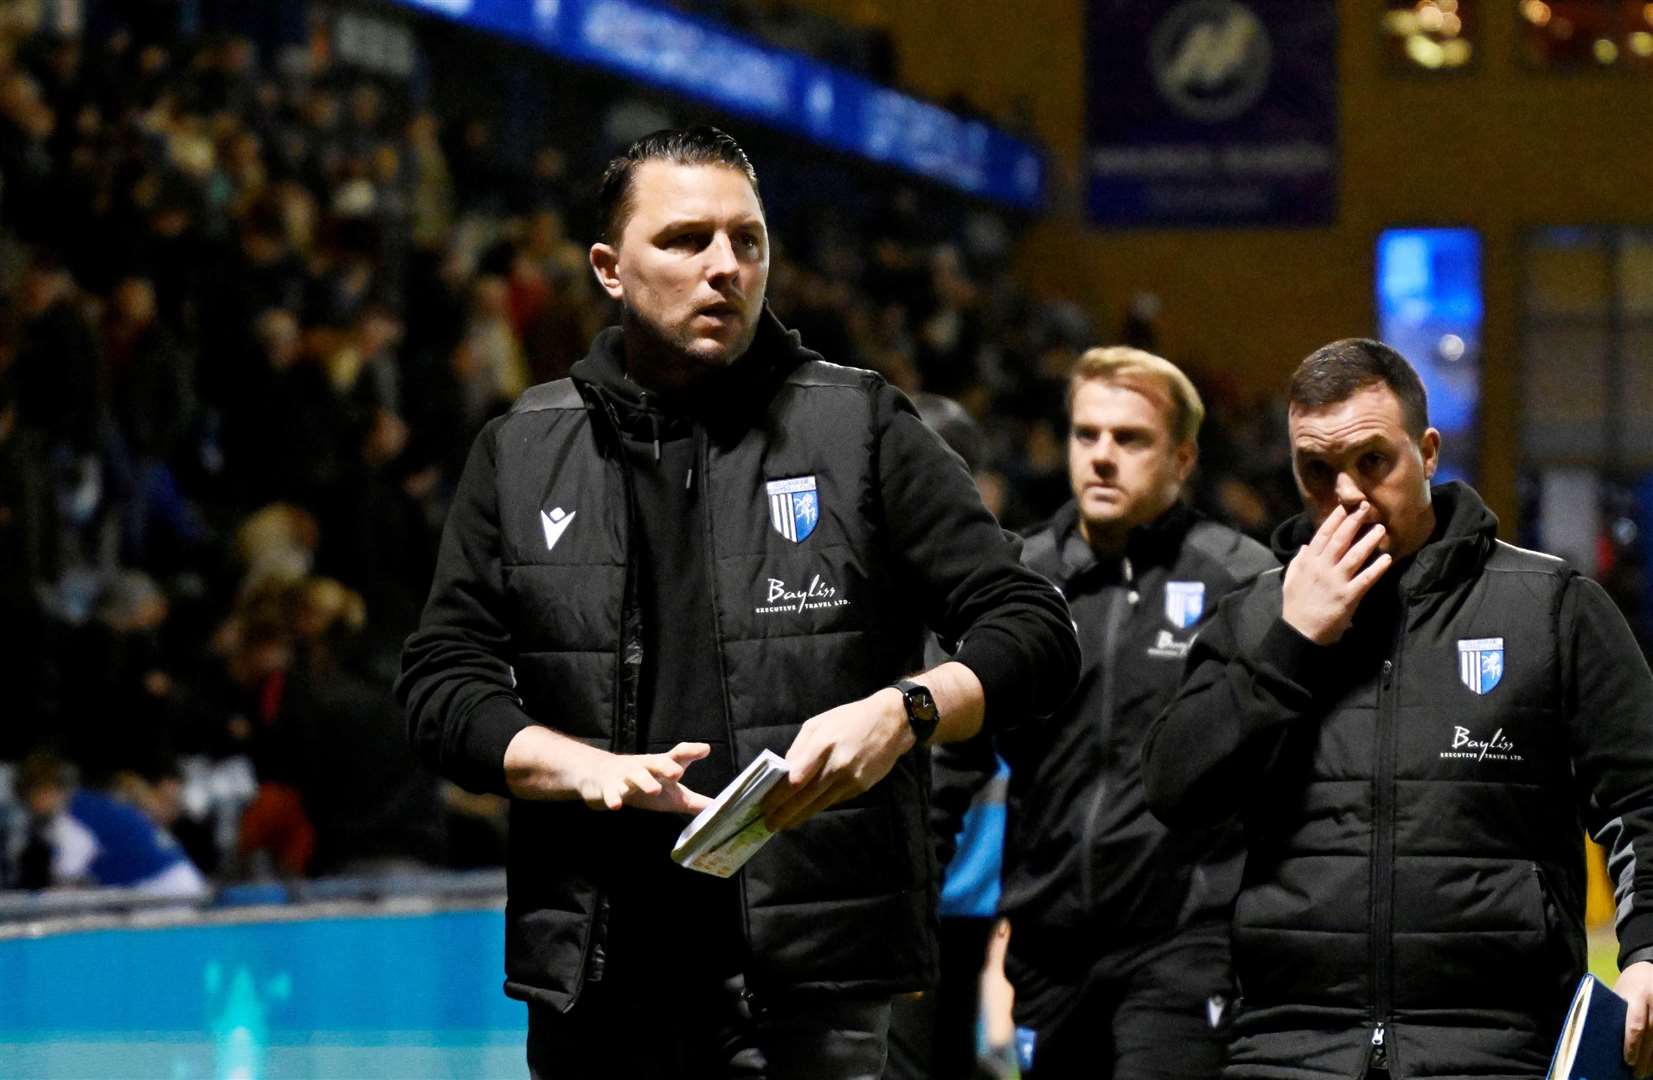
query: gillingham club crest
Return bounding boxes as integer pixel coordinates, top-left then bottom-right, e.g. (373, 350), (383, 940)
(766, 476), (820, 543)
(1457, 637), (1504, 695)
(1164, 581), (1205, 630)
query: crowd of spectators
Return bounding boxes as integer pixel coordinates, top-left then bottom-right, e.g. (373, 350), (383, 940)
(0, 6), (1299, 896)
(680, 0), (900, 84)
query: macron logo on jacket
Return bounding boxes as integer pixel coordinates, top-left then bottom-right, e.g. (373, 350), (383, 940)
(541, 508), (576, 552)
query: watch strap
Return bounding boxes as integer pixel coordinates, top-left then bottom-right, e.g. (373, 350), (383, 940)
(893, 678), (940, 744)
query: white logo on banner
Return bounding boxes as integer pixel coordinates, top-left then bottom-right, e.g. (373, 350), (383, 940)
(1149, 0), (1273, 123)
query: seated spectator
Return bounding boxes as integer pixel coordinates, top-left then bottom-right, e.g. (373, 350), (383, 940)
(61, 570), (190, 784)
(108, 758), (219, 877)
(5, 750), (208, 899)
(13, 250), (98, 444)
(0, 374), (57, 759)
(271, 578), (446, 877)
(100, 273), (204, 569)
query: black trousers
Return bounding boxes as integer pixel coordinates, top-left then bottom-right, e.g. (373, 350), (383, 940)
(1015, 928), (1233, 1080)
(526, 970), (891, 1079)
(885, 916), (998, 1080)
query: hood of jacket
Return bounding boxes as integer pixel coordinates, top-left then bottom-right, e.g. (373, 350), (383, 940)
(569, 305), (822, 444)
(1032, 498), (1203, 589)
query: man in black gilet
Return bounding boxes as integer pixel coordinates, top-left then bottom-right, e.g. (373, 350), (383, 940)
(397, 127), (1079, 1079)
(1145, 339), (1653, 1079)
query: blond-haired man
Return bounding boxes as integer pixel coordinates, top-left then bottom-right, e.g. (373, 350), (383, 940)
(936, 346), (1274, 1078)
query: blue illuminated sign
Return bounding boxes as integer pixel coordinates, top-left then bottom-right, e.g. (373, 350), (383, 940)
(388, 0), (1045, 209)
(1377, 228), (1484, 484)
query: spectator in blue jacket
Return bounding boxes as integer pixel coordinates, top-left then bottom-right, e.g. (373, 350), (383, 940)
(6, 750), (207, 899)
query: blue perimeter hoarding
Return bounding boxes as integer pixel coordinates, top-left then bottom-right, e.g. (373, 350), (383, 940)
(1085, 0), (1337, 227)
(0, 906), (525, 1078)
(388, 0), (1045, 211)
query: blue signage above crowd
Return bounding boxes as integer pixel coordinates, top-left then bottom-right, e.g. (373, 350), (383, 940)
(389, 0), (1046, 211)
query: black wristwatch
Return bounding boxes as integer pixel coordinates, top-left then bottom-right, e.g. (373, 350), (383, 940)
(893, 678), (940, 746)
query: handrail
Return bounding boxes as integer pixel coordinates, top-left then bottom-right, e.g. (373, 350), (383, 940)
(0, 869), (508, 940)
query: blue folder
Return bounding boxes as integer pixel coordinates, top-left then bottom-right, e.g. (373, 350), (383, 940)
(1548, 974), (1633, 1080)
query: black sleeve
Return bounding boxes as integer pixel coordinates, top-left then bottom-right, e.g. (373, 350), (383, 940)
(1142, 587), (1337, 828)
(395, 417), (536, 797)
(874, 386), (1080, 728)
(1562, 575), (1653, 967)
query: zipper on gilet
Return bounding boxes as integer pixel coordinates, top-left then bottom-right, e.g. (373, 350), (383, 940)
(1368, 615), (1403, 1074)
(1078, 556), (1136, 912)
(568, 387), (647, 1007)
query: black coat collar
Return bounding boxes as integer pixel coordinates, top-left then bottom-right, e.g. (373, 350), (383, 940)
(1036, 500), (1202, 589)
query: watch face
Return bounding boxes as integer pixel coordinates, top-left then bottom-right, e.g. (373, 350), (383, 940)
(907, 687), (937, 723)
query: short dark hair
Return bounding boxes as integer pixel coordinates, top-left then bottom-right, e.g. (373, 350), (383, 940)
(595, 126), (761, 245)
(17, 750), (74, 798)
(912, 392), (984, 473)
(1288, 338), (1429, 437)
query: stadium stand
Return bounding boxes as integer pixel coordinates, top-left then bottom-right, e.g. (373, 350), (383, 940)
(0, 2), (1298, 900)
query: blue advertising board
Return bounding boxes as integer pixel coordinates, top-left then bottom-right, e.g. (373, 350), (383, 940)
(388, 0), (1045, 211)
(1085, 0), (1338, 226)
(0, 906), (524, 1078)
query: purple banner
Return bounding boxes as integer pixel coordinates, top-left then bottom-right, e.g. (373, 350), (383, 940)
(1086, 0), (1338, 226)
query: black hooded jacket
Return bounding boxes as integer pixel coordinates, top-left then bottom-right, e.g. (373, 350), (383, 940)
(933, 500), (1273, 1014)
(398, 310), (1079, 1010)
(1144, 482), (1653, 1079)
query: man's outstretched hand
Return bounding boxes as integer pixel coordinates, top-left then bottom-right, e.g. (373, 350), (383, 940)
(575, 742), (714, 813)
(504, 726), (712, 814)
